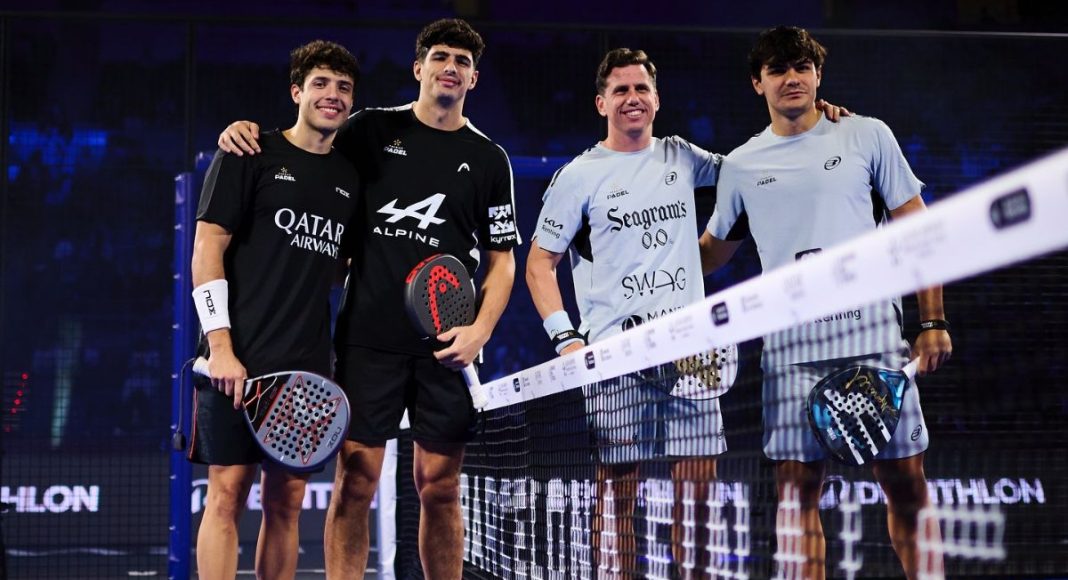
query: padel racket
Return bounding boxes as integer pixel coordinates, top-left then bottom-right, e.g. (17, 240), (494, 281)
(193, 358), (350, 472)
(668, 343), (740, 399)
(403, 253), (487, 408)
(807, 358), (918, 466)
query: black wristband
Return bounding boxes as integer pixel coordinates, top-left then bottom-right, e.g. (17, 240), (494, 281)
(551, 329), (586, 351)
(919, 319), (950, 332)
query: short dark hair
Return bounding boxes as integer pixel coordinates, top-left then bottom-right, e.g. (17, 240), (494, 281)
(748, 26), (827, 80)
(596, 48), (657, 95)
(415, 18), (485, 66)
(289, 40), (360, 88)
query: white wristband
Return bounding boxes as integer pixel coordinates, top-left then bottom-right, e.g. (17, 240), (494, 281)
(543, 310), (575, 339)
(192, 279), (231, 333)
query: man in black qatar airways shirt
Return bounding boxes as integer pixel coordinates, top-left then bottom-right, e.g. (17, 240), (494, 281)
(190, 41), (360, 579)
(218, 19), (520, 579)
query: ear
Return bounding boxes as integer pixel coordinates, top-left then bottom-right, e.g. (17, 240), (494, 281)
(468, 69), (479, 90)
(816, 66), (822, 88)
(290, 83), (301, 104)
(751, 76), (764, 96)
(595, 94), (607, 117)
(653, 89), (660, 112)
(413, 59), (422, 82)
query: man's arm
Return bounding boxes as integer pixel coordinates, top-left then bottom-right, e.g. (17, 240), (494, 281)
(699, 231), (743, 275)
(191, 221), (247, 407)
(525, 240), (584, 356)
(890, 195), (953, 375)
(218, 121), (263, 156)
(435, 249), (515, 369)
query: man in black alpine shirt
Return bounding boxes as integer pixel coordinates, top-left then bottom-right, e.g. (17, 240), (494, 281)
(190, 41), (359, 579)
(218, 19), (519, 579)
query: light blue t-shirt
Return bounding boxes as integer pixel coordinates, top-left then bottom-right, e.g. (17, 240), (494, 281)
(535, 136), (721, 344)
(707, 115), (923, 365)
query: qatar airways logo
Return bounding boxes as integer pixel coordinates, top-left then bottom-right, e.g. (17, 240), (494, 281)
(607, 200), (687, 232)
(274, 208), (344, 259)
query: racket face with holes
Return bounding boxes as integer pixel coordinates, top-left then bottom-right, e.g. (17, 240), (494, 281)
(404, 254), (476, 338)
(806, 364), (910, 466)
(668, 343), (739, 399)
(241, 370), (350, 472)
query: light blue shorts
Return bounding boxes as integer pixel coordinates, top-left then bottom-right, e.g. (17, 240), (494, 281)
(584, 372), (726, 465)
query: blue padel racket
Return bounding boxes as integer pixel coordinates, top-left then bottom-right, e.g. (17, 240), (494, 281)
(807, 359), (918, 466)
(193, 358), (350, 472)
(403, 254), (487, 408)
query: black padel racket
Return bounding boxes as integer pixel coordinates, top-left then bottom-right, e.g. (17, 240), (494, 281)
(193, 358), (350, 471)
(403, 254), (487, 408)
(807, 358), (918, 466)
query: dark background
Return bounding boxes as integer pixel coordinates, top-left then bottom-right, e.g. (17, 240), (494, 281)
(1, 0), (1066, 577)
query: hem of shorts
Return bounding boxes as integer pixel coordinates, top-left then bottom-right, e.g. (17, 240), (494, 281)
(186, 455), (261, 467)
(338, 339), (436, 358)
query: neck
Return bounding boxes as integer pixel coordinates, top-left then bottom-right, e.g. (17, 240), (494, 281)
(602, 128), (653, 153)
(412, 96), (466, 131)
(283, 123), (334, 154)
(769, 106), (821, 137)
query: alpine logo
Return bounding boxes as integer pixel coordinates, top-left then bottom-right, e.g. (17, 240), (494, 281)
(275, 167), (296, 182)
(457, 162), (471, 172)
(335, 187), (350, 198)
(384, 139), (408, 156)
(824, 156), (842, 170)
(378, 194), (446, 229)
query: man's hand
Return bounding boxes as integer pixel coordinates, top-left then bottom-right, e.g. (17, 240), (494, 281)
(206, 348), (248, 409)
(558, 341), (584, 357)
(218, 121), (262, 156)
(912, 330), (952, 376)
(816, 98), (853, 122)
(434, 324), (490, 370)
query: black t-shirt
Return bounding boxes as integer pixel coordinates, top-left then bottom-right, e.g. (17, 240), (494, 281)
(196, 130), (359, 376)
(332, 105), (521, 355)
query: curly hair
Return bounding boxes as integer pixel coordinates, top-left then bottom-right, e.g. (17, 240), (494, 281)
(289, 39), (360, 88)
(415, 18), (485, 66)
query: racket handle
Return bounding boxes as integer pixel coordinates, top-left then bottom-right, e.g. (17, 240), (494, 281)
(903, 358), (920, 380)
(461, 364), (488, 409)
(193, 357), (210, 377)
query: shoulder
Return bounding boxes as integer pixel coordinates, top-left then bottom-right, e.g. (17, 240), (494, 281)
(837, 114), (894, 137)
(462, 121), (510, 159)
(547, 145), (602, 190)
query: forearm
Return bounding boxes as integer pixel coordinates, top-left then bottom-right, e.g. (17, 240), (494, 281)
(191, 222), (235, 354)
(915, 285), (945, 321)
(472, 251), (515, 339)
(525, 244), (568, 320)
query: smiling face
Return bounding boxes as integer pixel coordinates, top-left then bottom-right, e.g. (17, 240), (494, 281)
(753, 58), (821, 121)
(596, 63), (659, 146)
(291, 66), (354, 135)
(414, 44), (479, 108)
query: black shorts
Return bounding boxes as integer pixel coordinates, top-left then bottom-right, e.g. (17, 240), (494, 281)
(187, 376), (262, 466)
(336, 345), (477, 444)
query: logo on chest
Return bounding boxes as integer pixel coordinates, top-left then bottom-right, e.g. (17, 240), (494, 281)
(756, 174), (777, 187)
(606, 201), (687, 232)
(384, 139), (408, 156)
(275, 167), (296, 182)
